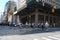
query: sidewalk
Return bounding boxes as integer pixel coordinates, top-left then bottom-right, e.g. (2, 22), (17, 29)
(0, 26), (60, 36)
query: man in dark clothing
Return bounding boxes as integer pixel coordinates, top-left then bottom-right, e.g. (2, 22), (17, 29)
(41, 23), (44, 31)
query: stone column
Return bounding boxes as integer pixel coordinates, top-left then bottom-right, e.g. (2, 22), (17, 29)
(15, 15), (17, 24)
(48, 16), (50, 23)
(29, 15), (31, 23)
(35, 9), (38, 27)
(52, 17), (54, 26)
(17, 15), (20, 25)
(56, 17), (57, 23)
(13, 15), (15, 24)
(56, 17), (58, 26)
(44, 15), (46, 23)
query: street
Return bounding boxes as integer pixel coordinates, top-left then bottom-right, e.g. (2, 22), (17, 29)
(0, 0), (60, 40)
(0, 26), (60, 40)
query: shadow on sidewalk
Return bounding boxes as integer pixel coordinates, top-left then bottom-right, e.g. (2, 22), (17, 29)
(20, 27), (60, 35)
(0, 27), (60, 36)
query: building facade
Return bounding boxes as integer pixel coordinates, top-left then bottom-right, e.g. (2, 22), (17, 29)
(13, 0), (60, 27)
(0, 12), (4, 23)
(4, 0), (17, 24)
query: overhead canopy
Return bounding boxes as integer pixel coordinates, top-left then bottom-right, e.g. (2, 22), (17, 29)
(14, 0), (60, 17)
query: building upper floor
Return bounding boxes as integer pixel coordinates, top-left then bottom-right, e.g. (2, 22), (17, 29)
(4, 0), (17, 16)
(4, 0), (60, 12)
(16, 0), (60, 11)
(4, 0), (17, 13)
(4, 0), (60, 15)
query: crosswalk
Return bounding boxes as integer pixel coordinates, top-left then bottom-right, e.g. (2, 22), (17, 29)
(33, 37), (60, 40)
(0, 26), (60, 40)
(39, 36), (60, 40)
(0, 34), (60, 40)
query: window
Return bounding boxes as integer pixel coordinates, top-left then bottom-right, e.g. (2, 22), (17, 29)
(48, 0), (52, 2)
(39, 0), (42, 1)
(36, 0), (42, 2)
(26, 0), (32, 3)
(55, 0), (60, 2)
(36, 0), (39, 2)
(14, 7), (17, 11)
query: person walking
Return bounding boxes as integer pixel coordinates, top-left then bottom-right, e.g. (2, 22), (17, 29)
(25, 22), (29, 28)
(45, 21), (49, 31)
(41, 22), (44, 31)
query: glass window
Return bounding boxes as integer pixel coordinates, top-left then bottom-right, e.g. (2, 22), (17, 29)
(36, 0), (42, 2)
(26, 0), (32, 3)
(39, 0), (42, 1)
(14, 7), (17, 11)
(48, 0), (52, 2)
(36, 0), (39, 2)
(54, 0), (60, 3)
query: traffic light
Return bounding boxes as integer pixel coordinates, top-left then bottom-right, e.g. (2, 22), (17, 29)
(51, 8), (55, 13)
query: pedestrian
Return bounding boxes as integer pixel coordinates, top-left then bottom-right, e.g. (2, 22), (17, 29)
(29, 22), (31, 28)
(32, 22), (35, 28)
(45, 21), (49, 31)
(19, 23), (22, 28)
(41, 22), (44, 30)
(25, 22), (28, 28)
(38, 23), (40, 28)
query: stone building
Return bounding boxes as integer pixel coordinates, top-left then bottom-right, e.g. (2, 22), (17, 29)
(14, 0), (60, 27)
(4, 0), (17, 24)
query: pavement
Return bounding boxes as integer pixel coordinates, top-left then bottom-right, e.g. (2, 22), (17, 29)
(0, 31), (60, 40)
(0, 26), (60, 40)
